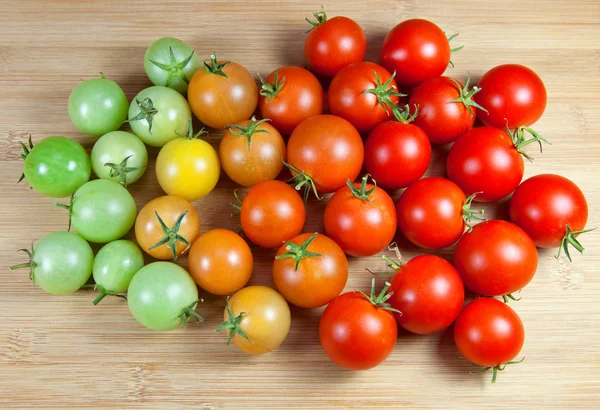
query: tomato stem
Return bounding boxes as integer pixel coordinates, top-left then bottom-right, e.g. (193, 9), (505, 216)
(203, 53), (230, 78)
(346, 174), (376, 202)
(359, 278), (402, 314)
(501, 292), (522, 303)
(148, 210), (191, 261)
(149, 46), (196, 87)
(480, 357), (525, 383)
(304, 10), (327, 34)
(363, 70), (406, 115)
(462, 192), (486, 231)
(216, 296), (252, 345)
(282, 159), (322, 203)
(227, 116), (271, 151)
(104, 155), (143, 187)
(556, 225), (596, 262)
(275, 232), (323, 271)
(17, 135), (34, 183)
(392, 104), (418, 124)
(92, 284), (127, 305)
(127, 97), (159, 135)
(447, 33), (464, 68)
(449, 73), (488, 116)
(176, 118), (208, 140)
(510, 126), (552, 162)
(258, 71), (285, 99)
(53, 192), (75, 232)
(179, 299), (204, 327)
(9, 244), (36, 282)
(229, 190), (242, 215)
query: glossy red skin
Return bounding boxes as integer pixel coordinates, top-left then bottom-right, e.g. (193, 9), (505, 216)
(388, 255), (464, 334)
(509, 174), (588, 248)
(287, 115), (364, 193)
(409, 77), (476, 144)
(454, 298), (524, 367)
(381, 19), (450, 88)
(319, 291), (397, 370)
(305, 16), (366, 78)
(454, 220), (538, 296)
(446, 126), (524, 202)
(258, 66), (324, 135)
(474, 64), (547, 129)
(396, 177), (467, 249)
(364, 121), (431, 189)
(328, 62), (399, 134)
(324, 182), (397, 257)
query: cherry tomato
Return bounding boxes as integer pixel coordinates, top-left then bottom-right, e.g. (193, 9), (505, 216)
(188, 229), (253, 296)
(273, 232), (348, 308)
(324, 175), (397, 257)
(91, 131), (148, 187)
(258, 66), (324, 135)
(509, 174), (592, 260)
(304, 11), (366, 77)
(239, 180), (306, 248)
(135, 195), (200, 260)
(143, 37), (201, 94)
(454, 220), (538, 298)
(187, 53), (258, 129)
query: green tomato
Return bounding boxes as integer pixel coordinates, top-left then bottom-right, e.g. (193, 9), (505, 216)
(92, 240), (144, 305)
(127, 262), (202, 331)
(91, 131), (148, 186)
(144, 37), (201, 94)
(10, 231), (93, 295)
(19, 136), (91, 198)
(68, 73), (129, 137)
(128, 86), (191, 147)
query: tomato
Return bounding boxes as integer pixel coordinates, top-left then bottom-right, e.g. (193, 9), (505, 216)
(286, 115), (364, 200)
(127, 262), (202, 331)
(386, 254), (464, 334)
(238, 180), (306, 248)
(324, 175), (396, 257)
(273, 232), (348, 308)
(68, 73), (129, 137)
(19, 136), (90, 198)
(328, 62), (401, 133)
(10, 231), (93, 295)
(128, 86), (191, 147)
(187, 53), (258, 129)
(188, 229), (253, 296)
(454, 298), (525, 382)
(304, 11), (366, 77)
(91, 131), (148, 187)
(454, 220), (538, 298)
(217, 286), (291, 354)
(155, 121), (220, 200)
(364, 108), (431, 189)
(57, 179), (137, 244)
(396, 177), (484, 249)
(219, 117), (285, 187)
(258, 66), (324, 134)
(474, 64), (547, 130)
(135, 195), (200, 260)
(509, 174), (593, 260)
(319, 280), (398, 370)
(144, 37), (201, 94)
(409, 76), (486, 144)
(92, 240), (144, 305)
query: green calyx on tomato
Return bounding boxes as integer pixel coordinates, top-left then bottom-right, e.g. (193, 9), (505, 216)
(258, 72), (285, 99)
(449, 73), (488, 116)
(447, 33), (464, 68)
(392, 104), (419, 124)
(129, 98), (159, 134)
(216, 296), (252, 344)
(462, 192), (486, 231)
(275, 232), (323, 271)
(148, 210), (192, 260)
(507, 125), (552, 162)
(17, 136), (34, 183)
(104, 155), (142, 187)
(347, 174), (376, 202)
(178, 118), (208, 140)
(477, 357), (525, 383)
(54, 192), (76, 231)
(149, 46), (196, 89)
(179, 299), (205, 326)
(9, 244), (36, 280)
(359, 278), (401, 314)
(282, 159), (322, 203)
(304, 10), (327, 33)
(227, 116), (271, 151)
(203, 53), (230, 78)
(557, 225), (597, 262)
(93, 284), (127, 305)
(363, 70), (406, 114)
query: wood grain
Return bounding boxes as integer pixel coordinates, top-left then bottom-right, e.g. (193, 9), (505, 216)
(1, 1), (599, 409)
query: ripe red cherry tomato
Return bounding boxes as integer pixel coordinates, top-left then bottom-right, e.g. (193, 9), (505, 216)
(474, 64), (547, 130)
(396, 177), (484, 249)
(454, 298), (525, 382)
(304, 11), (366, 78)
(509, 174), (592, 260)
(454, 220), (538, 298)
(387, 254), (464, 334)
(324, 175), (397, 257)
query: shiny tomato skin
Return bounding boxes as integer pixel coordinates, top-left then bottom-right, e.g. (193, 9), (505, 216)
(388, 255), (464, 334)
(474, 64), (547, 129)
(454, 220), (538, 296)
(454, 298), (525, 367)
(509, 174), (588, 248)
(446, 126), (524, 202)
(381, 19), (450, 88)
(319, 292), (397, 370)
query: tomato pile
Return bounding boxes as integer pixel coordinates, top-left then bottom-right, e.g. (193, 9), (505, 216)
(12, 13), (594, 381)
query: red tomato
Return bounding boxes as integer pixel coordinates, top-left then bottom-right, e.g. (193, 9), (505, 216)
(474, 64), (547, 130)
(509, 174), (592, 260)
(396, 177), (484, 249)
(319, 281), (398, 370)
(304, 11), (366, 77)
(258, 66), (324, 135)
(324, 175), (397, 257)
(454, 220), (538, 298)
(286, 115), (364, 200)
(387, 254), (464, 334)
(328, 62), (401, 133)
(454, 298), (525, 382)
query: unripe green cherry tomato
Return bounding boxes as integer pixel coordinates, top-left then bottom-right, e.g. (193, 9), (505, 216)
(90, 131), (148, 186)
(144, 37), (201, 94)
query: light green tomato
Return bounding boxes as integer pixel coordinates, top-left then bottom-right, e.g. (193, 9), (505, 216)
(91, 131), (148, 187)
(127, 262), (201, 331)
(128, 86), (191, 147)
(144, 37), (201, 94)
(92, 240), (144, 305)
